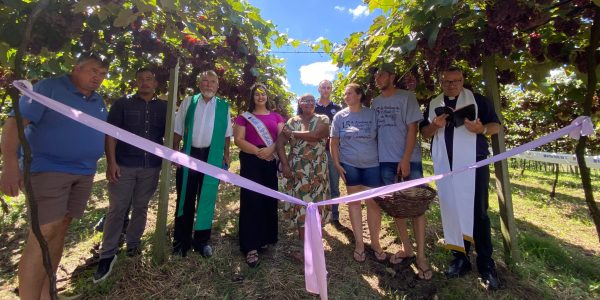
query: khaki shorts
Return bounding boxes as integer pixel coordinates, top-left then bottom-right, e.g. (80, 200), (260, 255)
(30, 172), (94, 225)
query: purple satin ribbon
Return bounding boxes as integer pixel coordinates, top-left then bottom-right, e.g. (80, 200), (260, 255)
(13, 81), (595, 300)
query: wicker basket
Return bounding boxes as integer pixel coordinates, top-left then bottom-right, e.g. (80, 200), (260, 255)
(375, 178), (437, 218)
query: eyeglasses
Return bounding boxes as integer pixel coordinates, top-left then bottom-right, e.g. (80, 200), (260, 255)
(442, 79), (462, 86)
(299, 99), (315, 104)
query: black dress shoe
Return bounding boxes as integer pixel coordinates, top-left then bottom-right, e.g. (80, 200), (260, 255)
(480, 269), (500, 291)
(445, 256), (472, 278)
(126, 247), (141, 257)
(172, 246), (188, 258)
(198, 244), (212, 258)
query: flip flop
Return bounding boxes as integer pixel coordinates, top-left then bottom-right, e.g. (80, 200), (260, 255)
(353, 250), (366, 263)
(390, 252), (416, 265)
(417, 265), (433, 281)
(373, 250), (387, 263)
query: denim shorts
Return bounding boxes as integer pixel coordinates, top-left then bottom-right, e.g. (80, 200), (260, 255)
(380, 161), (424, 186)
(341, 163), (381, 188)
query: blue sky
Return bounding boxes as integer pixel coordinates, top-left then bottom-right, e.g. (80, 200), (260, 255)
(247, 0), (381, 97)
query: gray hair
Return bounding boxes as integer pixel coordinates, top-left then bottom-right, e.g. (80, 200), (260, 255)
(318, 79), (332, 88)
(197, 70), (219, 81)
(76, 53), (109, 68)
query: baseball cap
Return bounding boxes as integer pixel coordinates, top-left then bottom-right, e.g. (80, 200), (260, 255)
(376, 62), (396, 75)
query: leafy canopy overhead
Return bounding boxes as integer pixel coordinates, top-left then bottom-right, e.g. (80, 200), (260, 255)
(332, 0), (599, 99)
(0, 0), (295, 115)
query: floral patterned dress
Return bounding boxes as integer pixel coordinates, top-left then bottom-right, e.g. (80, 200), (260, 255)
(282, 114), (331, 227)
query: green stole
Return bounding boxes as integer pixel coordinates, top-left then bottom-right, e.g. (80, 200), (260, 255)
(178, 93), (228, 230)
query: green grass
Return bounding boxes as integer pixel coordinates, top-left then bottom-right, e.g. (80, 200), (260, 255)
(1, 153), (599, 299)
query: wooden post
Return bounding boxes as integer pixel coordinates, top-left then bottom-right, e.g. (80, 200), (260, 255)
(481, 55), (520, 265)
(152, 60), (179, 264)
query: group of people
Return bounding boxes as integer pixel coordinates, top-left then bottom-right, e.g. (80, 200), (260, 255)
(0, 53), (501, 300)
(232, 63), (502, 290)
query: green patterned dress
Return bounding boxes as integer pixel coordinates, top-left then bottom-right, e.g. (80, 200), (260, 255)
(282, 114), (331, 227)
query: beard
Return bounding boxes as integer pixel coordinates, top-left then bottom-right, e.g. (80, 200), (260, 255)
(202, 91), (216, 99)
(376, 82), (390, 91)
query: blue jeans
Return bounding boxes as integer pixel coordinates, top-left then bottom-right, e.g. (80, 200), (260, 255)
(326, 151), (340, 220)
(380, 161), (424, 185)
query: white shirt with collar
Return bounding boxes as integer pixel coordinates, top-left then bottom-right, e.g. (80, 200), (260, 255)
(174, 94), (233, 148)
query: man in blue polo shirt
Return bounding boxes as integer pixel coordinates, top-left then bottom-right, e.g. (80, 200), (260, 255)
(0, 54), (108, 299)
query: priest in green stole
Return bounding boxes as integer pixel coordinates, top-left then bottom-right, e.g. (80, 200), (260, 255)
(172, 70), (232, 257)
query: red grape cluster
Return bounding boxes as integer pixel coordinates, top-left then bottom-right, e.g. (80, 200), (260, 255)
(163, 50), (179, 69)
(242, 63), (257, 86)
(417, 24), (461, 73)
(497, 69), (516, 85)
(528, 32), (544, 61)
(483, 1), (550, 58)
(80, 31), (97, 51)
(225, 28), (241, 52)
(546, 42), (570, 63)
(486, 0), (522, 28)
(28, 7), (85, 54)
(553, 18), (581, 36)
(483, 27), (514, 56)
(573, 0), (591, 7)
(132, 29), (164, 54)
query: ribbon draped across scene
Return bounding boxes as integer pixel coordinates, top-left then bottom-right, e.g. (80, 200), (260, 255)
(13, 80), (596, 300)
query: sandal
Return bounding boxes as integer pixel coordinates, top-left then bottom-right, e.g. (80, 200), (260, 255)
(416, 264), (433, 281)
(353, 250), (366, 263)
(390, 252), (416, 265)
(246, 250), (260, 268)
(373, 250), (387, 263)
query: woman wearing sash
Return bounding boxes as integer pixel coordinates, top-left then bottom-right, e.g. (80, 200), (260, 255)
(234, 83), (285, 267)
(276, 94), (330, 246)
(330, 83), (382, 263)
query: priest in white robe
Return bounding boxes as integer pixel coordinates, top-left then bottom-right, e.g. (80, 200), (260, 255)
(420, 66), (501, 291)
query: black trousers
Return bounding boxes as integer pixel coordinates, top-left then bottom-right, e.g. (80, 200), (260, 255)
(238, 151), (279, 255)
(173, 147), (213, 252)
(452, 158), (495, 274)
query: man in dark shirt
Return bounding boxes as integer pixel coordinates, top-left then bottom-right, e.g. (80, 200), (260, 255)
(421, 66), (501, 290)
(94, 68), (167, 282)
(314, 79), (343, 226)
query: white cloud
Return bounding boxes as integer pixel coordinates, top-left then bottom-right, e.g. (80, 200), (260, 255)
(299, 61), (339, 86)
(278, 75), (291, 90)
(334, 5), (345, 11)
(348, 4), (369, 19)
